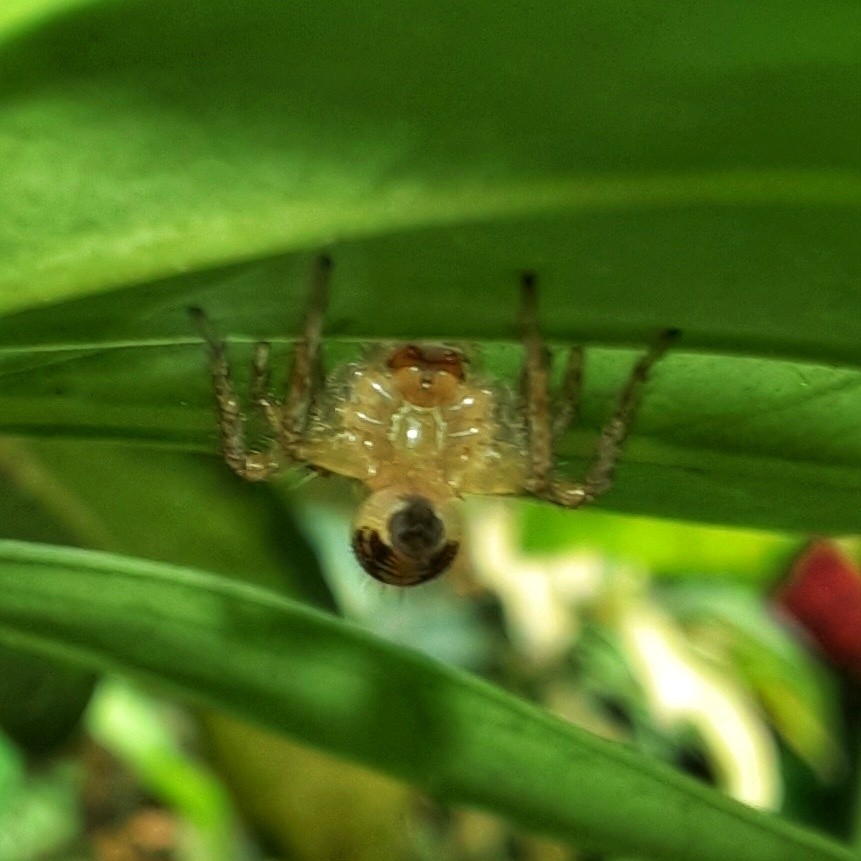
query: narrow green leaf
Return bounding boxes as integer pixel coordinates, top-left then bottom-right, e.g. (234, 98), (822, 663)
(0, 328), (857, 533)
(0, 540), (854, 861)
(0, 2), (858, 365)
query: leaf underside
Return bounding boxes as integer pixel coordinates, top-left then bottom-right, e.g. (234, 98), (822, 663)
(0, 541), (855, 861)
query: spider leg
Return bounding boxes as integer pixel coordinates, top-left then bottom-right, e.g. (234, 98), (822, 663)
(544, 328), (679, 508)
(188, 307), (282, 481)
(519, 271), (554, 494)
(281, 253), (332, 454)
(249, 340), (272, 404)
(250, 340), (287, 434)
(552, 345), (584, 440)
(517, 272), (677, 508)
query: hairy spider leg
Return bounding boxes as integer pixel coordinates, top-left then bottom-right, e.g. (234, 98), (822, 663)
(519, 271), (554, 494)
(188, 306), (282, 480)
(552, 344), (584, 440)
(189, 253), (332, 481)
(281, 253), (331, 445)
(518, 271), (677, 507)
(572, 326), (678, 503)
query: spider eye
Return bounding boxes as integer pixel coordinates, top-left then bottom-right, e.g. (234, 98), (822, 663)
(351, 491), (461, 587)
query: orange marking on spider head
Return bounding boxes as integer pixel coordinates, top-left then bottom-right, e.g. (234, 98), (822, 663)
(387, 344), (466, 407)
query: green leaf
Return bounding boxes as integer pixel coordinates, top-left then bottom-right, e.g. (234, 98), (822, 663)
(0, 1), (859, 358)
(0, 540), (855, 861)
(0, 2), (859, 534)
(87, 680), (236, 861)
(517, 503), (800, 579)
(1, 317), (858, 534)
(0, 646), (94, 756)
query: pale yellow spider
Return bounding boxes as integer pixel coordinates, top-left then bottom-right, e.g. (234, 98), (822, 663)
(191, 255), (676, 586)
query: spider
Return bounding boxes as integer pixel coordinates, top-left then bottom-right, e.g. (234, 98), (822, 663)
(190, 255), (677, 587)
